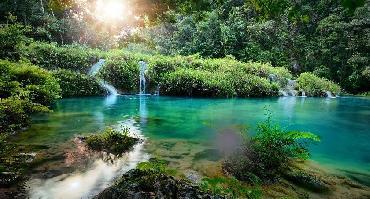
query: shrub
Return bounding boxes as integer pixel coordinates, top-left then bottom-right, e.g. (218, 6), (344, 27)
(19, 41), (103, 73)
(0, 23), (31, 60)
(161, 68), (235, 97)
(52, 69), (105, 97)
(85, 128), (140, 155)
(0, 60), (59, 133)
(297, 72), (341, 96)
(0, 97), (49, 133)
(233, 74), (278, 97)
(98, 57), (139, 94)
(0, 60), (61, 105)
(98, 50), (292, 97)
(223, 114), (320, 182)
(0, 60), (61, 106)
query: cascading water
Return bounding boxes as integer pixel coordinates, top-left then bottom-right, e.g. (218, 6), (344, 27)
(325, 91), (336, 98)
(301, 91), (307, 97)
(279, 79), (298, 97)
(89, 59), (105, 76)
(139, 61), (148, 95)
(286, 80), (297, 96)
(89, 59), (118, 96)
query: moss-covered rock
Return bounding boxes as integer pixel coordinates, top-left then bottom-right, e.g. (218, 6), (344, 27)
(84, 128), (140, 155)
(283, 170), (330, 193)
(95, 169), (224, 199)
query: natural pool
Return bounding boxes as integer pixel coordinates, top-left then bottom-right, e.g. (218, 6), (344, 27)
(11, 96), (370, 198)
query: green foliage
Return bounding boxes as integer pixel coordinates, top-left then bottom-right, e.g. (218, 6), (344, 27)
(223, 113), (320, 182)
(99, 51), (291, 97)
(52, 69), (105, 97)
(297, 72), (341, 97)
(0, 97), (49, 133)
(200, 176), (262, 199)
(85, 128), (139, 155)
(162, 68), (235, 97)
(0, 60), (61, 106)
(149, 0), (369, 94)
(98, 53), (140, 93)
(0, 134), (7, 155)
(0, 23), (31, 60)
(233, 74), (278, 97)
(19, 41), (102, 73)
(137, 158), (177, 176)
(0, 60), (59, 133)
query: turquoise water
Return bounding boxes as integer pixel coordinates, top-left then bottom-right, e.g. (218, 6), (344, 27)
(12, 96), (370, 197)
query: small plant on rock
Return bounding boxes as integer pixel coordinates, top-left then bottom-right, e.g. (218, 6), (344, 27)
(223, 112), (320, 183)
(85, 127), (140, 155)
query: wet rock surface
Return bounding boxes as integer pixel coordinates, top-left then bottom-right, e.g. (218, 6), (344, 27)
(283, 169), (330, 193)
(0, 172), (21, 187)
(95, 169), (224, 199)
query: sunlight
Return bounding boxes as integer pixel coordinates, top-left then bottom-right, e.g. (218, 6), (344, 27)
(95, 0), (126, 22)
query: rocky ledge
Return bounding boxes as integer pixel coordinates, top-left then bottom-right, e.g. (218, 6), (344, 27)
(95, 169), (224, 199)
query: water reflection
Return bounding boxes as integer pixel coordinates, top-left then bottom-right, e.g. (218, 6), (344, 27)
(104, 94), (118, 107)
(278, 96), (297, 121)
(27, 119), (150, 199)
(139, 96), (148, 125)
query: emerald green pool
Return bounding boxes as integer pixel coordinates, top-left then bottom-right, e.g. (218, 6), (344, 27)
(13, 96), (370, 198)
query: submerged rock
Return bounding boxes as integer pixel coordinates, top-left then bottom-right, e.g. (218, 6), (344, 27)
(184, 170), (202, 184)
(94, 169), (224, 199)
(341, 170), (370, 187)
(283, 170), (330, 193)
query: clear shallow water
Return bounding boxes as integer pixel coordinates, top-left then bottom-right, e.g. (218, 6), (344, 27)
(12, 96), (370, 198)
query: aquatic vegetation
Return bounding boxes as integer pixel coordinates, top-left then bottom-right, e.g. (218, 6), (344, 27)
(137, 158), (177, 176)
(223, 114), (320, 183)
(200, 176), (262, 199)
(85, 128), (140, 155)
(52, 69), (105, 97)
(297, 72), (341, 97)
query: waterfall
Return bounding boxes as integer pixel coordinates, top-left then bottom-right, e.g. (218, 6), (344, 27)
(325, 91), (336, 98)
(139, 61), (148, 95)
(301, 91), (307, 97)
(89, 59), (118, 96)
(89, 59), (105, 76)
(280, 79), (297, 97)
(100, 82), (118, 96)
(154, 85), (160, 96)
(279, 90), (288, 97)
